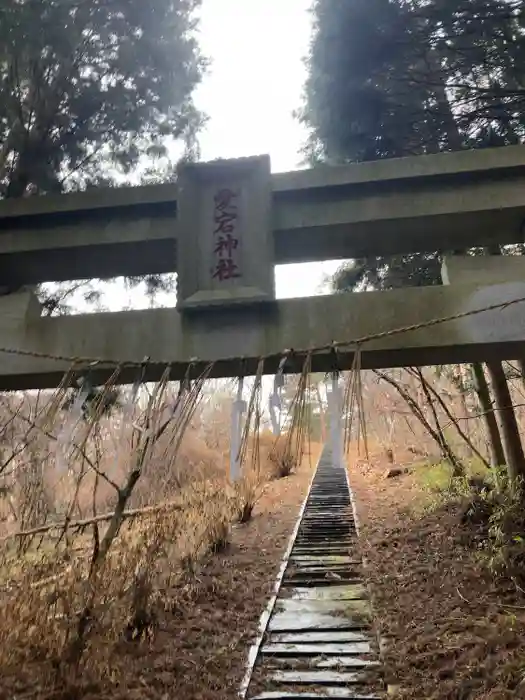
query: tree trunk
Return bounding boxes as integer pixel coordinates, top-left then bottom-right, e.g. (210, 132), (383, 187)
(415, 368), (465, 476)
(427, 70), (511, 472)
(485, 361), (525, 480)
(456, 366), (473, 457)
(516, 359), (525, 393)
(374, 370), (462, 474)
(481, 245), (524, 476)
(472, 362), (506, 468)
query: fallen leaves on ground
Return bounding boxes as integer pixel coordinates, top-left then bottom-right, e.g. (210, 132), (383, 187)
(350, 459), (525, 700)
(0, 455), (316, 700)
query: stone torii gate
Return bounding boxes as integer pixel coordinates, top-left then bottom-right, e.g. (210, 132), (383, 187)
(2, 145), (525, 390)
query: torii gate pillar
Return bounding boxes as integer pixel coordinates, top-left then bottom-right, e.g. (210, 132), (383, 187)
(176, 155), (275, 310)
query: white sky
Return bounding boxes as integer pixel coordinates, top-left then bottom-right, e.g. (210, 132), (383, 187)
(70, 0), (342, 312)
(195, 0), (341, 301)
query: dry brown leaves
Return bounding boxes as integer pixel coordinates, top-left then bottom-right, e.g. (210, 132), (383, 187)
(350, 455), (525, 700)
(0, 447), (317, 700)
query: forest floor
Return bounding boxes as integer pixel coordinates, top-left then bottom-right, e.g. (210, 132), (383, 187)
(350, 446), (525, 700)
(0, 446), (317, 700)
(6, 440), (525, 700)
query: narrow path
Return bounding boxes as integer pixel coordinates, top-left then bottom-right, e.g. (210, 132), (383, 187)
(242, 447), (384, 699)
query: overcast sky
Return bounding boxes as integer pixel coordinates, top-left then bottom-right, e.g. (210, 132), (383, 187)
(195, 0), (341, 301)
(69, 0), (341, 312)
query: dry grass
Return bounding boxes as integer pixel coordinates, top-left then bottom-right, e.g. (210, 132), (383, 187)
(0, 369), (310, 697)
(2, 355), (525, 698)
(266, 436), (298, 478)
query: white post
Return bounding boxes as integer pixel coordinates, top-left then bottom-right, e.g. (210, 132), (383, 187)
(230, 377), (246, 482)
(269, 373), (284, 436)
(55, 377), (91, 473)
(119, 364), (146, 447)
(329, 373), (344, 469)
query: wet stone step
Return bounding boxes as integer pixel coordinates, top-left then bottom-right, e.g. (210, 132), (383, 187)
(301, 513), (354, 526)
(300, 517), (353, 522)
(288, 559), (360, 567)
(303, 503), (351, 507)
(292, 545), (356, 552)
(291, 550), (353, 555)
(289, 556), (360, 564)
(294, 539), (352, 545)
(291, 548), (353, 553)
(299, 523), (354, 529)
(261, 655), (380, 682)
(261, 642), (372, 656)
(294, 536), (355, 543)
(290, 551), (353, 558)
(274, 599), (370, 615)
(283, 576), (361, 583)
(270, 631), (371, 644)
(299, 519), (353, 524)
(288, 585), (367, 601)
(293, 542), (356, 548)
(298, 525), (354, 531)
(285, 560), (357, 569)
(302, 512), (353, 517)
(295, 535), (355, 540)
(283, 567), (361, 578)
(292, 545), (353, 550)
(295, 532), (355, 537)
(261, 656), (380, 682)
(299, 525), (353, 531)
(301, 520), (352, 525)
(293, 543), (356, 548)
(304, 507), (351, 513)
(251, 692), (381, 699)
(276, 598), (363, 610)
(298, 522), (354, 528)
(288, 561), (360, 570)
(281, 579), (362, 588)
(296, 530), (355, 536)
(307, 494), (350, 499)
(269, 670), (372, 685)
(303, 505), (350, 508)
(294, 542), (356, 548)
(292, 539), (356, 556)
(302, 508), (351, 514)
(264, 656), (379, 671)
(244, 448), (383, 700)
(302, 508), (351, 513)
(293, 540), (354, 546)
(306, 487), (347, 491)
(269, 612), (370, 632)
(271, 600), (372, 631)
(298, 529), (354, 533)
(285, 566), (360, 575)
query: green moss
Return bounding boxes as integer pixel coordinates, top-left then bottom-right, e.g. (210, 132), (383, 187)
(406, 458), (496, 517)
(412, 460), (454, 493)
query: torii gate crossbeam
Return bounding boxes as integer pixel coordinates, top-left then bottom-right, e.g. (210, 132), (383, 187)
(2, 146), (525, 285)
(1, 148), (525, 389)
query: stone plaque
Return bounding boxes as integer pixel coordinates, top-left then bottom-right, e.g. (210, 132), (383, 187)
(176, 155), (275, 310)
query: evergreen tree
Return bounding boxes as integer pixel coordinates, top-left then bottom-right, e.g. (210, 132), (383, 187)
(301, 0), (525, 475)
(0, 0), (207, 307)
(0, 0), (205, 196)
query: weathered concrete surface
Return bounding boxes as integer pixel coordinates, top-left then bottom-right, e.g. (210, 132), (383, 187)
(2, 281), (525, 388)
(176, 156), (274, 308)
(442, 254), (525, 286)
(2, 146), (525, 284)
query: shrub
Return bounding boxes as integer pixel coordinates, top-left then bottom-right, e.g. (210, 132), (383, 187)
(231, 471), (263, 523)
(267, 437), (299, 479)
